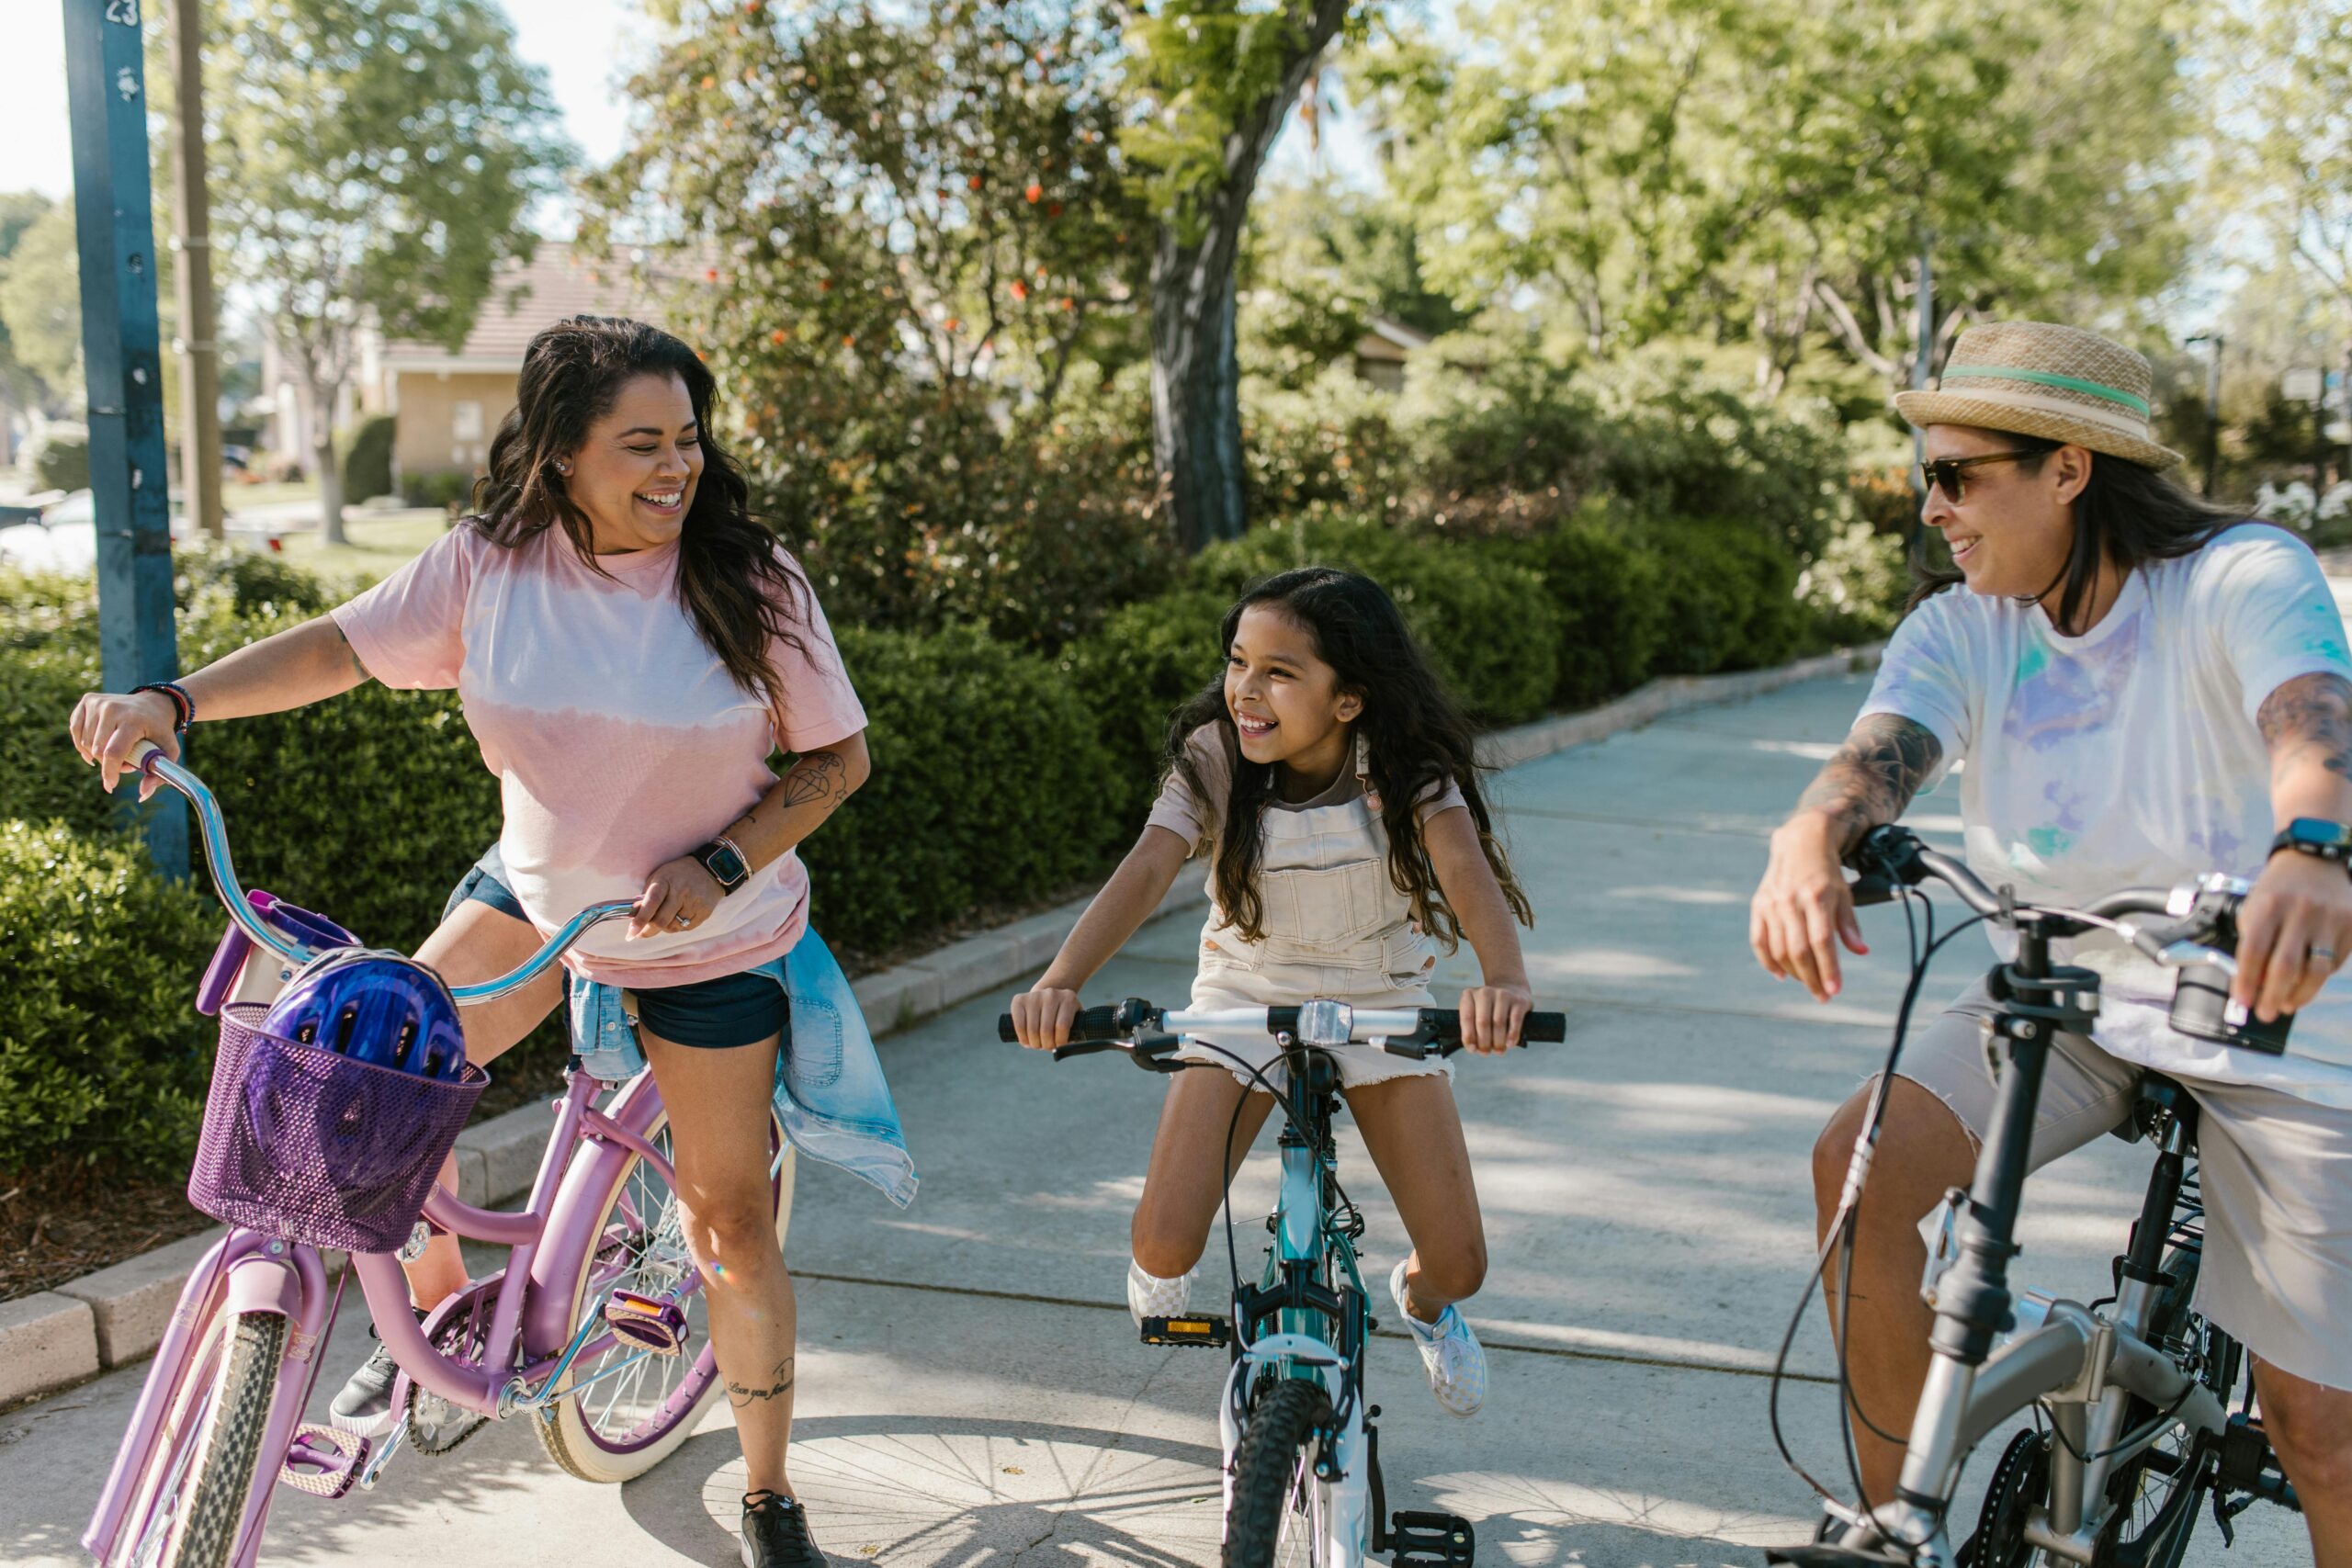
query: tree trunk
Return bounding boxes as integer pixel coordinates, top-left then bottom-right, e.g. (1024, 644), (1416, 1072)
(306, 376), (345, 547)
(1149, 0), (1352, 553)
(1151, 228), (1247, 550)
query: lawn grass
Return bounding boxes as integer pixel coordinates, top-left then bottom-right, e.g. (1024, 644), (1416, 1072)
(265, 510), (448, 583)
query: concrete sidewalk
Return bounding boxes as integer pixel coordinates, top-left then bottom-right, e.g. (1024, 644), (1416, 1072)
(0, 673), (2309, 1566)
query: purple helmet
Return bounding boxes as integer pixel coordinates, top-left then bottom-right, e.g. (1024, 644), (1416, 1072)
(260, 948), (466, 1079)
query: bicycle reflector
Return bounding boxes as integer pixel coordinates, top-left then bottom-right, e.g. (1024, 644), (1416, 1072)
(261, 948), (468, 1080)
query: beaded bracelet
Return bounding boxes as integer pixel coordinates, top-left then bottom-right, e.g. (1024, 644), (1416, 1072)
(131, 681), (195, 736)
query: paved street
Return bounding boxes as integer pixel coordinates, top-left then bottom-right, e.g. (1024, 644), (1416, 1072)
(0, 672), (2312, 1566)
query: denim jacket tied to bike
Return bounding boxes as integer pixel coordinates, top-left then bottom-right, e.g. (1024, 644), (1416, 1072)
(566, 931), (918, 1210)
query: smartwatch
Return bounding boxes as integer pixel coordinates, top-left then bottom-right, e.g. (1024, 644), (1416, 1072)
(2268, 818), (2352, 868)
(694, 835), (752, 893)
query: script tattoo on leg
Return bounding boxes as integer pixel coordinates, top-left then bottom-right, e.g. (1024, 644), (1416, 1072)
(1794, 715), (1944, 854)
(726, 1354), (796, 1408)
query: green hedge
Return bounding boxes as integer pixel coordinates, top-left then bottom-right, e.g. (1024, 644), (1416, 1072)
(0, 821), (219, 1176)
(801, 623), (1120, 957)
(340, 415), (398, 503)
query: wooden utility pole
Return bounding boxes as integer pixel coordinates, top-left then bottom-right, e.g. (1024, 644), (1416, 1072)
(167, 0), (224, 539)
(64, 0), (188, 877)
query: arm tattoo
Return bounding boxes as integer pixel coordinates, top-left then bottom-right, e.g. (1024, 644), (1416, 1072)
(779, 750), (853, 812)
(725, 1355), (796, 1408)
(333, 624), (369, 682)
(2256, 671), (2352, 782)
(1794, 715), (1943, 854)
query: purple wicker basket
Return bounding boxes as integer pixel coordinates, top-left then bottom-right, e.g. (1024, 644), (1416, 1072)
(189, 1004), (487, 1254)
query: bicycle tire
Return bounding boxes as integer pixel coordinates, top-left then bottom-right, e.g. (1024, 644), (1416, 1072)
(2092, 1245), (2236, 1568)
(1225, 1378), (1335, 1568)
(537, 1104), (793, 1483)
(156, 1311), (289, 1568)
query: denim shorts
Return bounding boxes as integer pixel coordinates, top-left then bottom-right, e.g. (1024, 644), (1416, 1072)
(449, 847), (787, 1051)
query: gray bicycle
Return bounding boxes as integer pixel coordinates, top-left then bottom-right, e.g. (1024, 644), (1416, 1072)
(1774, 826), (2304, 1568)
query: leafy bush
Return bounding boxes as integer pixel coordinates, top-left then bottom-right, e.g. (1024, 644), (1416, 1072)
(1501, 505), (1670, 707)
(1801, 520), (1908, 645)
(0, 820), (219, 1175)
(401, 470), (476, 513)
(807, 624), (1120, 956)
(25, 425), (90, 493)
(1061, 588), (1230, 828)
(1241, 367), (1413, 520)
(340, 415), (398, 503)
(1645, 518), (1804, 675)
(1188, 513), (1562, 724)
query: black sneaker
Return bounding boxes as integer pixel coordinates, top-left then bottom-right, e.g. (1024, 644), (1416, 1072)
(328, 1311), (420, 1437)
(741, 1491), (828, 1568)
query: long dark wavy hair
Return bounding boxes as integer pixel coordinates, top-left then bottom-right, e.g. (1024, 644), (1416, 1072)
(1165, 567), (1532, 948)
(469, 315), (810, 708)
(1911, 432), (2247, 632)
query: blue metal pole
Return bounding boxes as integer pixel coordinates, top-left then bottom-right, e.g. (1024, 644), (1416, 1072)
(63, 0), (187, 878)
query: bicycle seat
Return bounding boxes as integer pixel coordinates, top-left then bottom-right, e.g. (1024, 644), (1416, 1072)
(2105, 1071), (2196, 1146)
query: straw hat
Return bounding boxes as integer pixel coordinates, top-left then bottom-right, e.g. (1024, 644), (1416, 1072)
(1894, 321), (2184, 471)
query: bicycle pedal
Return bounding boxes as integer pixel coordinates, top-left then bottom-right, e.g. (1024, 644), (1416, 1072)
(280, 1423), (368, 1500)
(1390, 1510), (1474, 1565)
(603, 1289), (689, 1356)
(1141, 1314), (1230, 1348)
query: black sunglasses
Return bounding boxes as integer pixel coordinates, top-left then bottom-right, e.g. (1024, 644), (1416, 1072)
(1919, 449), (2040, 503)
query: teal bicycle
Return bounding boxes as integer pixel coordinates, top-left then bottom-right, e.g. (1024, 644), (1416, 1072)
(1000, 997), (1565, 1568)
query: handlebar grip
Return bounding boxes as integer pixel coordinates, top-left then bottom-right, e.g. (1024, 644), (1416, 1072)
(997, 1003), (1140, 1043)
(1522, 1011), (1566, 1043)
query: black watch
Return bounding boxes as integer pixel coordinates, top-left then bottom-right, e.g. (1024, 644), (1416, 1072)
(2269, 818), (2352, 868)
(694, 835), (751, 893)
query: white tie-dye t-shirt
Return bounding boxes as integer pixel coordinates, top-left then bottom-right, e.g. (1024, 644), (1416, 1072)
(1860, 522), (2352, 1100)
(332, 524), (867, 988)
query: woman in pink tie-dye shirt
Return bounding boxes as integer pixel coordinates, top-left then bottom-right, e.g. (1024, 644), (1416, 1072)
(72, 316), (862, 1567)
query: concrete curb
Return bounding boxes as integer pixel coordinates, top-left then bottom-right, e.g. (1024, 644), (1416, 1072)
(0, 640), (1880, 1402)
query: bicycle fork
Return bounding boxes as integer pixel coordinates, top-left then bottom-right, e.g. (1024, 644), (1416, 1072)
(85, 1233), (335, 1568)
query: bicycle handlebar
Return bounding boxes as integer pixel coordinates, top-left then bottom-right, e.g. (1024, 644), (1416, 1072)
(1845, 824), (2245, 978)
(134, 742), (635, 1006)
(997, 998), (1568, 1065)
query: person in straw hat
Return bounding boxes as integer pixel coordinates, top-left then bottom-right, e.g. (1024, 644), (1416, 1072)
(1751, 321), (2352, 1557)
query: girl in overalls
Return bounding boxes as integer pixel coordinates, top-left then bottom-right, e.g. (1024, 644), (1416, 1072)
(1010, 567), (1537, 1416)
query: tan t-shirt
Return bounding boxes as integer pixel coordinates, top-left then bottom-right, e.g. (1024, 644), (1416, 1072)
(1145, 724), (1467, 856)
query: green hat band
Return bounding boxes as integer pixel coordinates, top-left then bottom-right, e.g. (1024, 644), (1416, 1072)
(1939, 365), (2150, 417)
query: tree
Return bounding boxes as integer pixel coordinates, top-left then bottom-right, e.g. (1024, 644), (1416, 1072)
(202, 0), (571, 542)
(1355, 0), (2195, 398)
(2231, 0), (2352, 412)
(0, 200), (85, 406)
(1123, 0), (1360, 547)
(585, 0), (1172, 642)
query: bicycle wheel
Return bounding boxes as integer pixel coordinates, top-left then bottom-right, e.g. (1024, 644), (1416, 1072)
(117, 1309), (289, 1568)
(2093, 1245), (2239, 1568)
(536, 1105), (792, 1483)
(1225, 1378), (1335, 1568)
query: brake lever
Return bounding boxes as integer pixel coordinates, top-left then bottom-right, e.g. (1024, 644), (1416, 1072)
(1132, 1033), (1186, 1073)
(1848, 874), (1897, 908)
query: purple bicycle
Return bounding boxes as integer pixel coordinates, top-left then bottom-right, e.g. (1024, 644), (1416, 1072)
(83, 746), (794, 1568)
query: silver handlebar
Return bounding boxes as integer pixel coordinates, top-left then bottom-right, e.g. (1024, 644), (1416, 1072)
(134, 743), (634, 1006)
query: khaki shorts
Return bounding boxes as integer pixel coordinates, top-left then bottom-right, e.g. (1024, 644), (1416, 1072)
(1897, 980), (2352, 1391)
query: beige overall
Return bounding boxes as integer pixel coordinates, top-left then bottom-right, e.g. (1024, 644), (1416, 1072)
(1176, 739), (1447, 1091)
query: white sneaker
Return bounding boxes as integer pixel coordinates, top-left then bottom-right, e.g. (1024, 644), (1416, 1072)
(1126, 1259), (1196, 1327)
(1389, 1259), (1486, 1417)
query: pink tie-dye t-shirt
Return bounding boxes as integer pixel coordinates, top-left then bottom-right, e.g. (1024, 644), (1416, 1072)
(332, 524), (867, 987)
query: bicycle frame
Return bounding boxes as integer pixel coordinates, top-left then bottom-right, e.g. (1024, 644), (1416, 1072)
(84, 1050), (707, 1568)
(1216, 1029), (1378, 1567)
(1835, 928), (2230, 1568)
